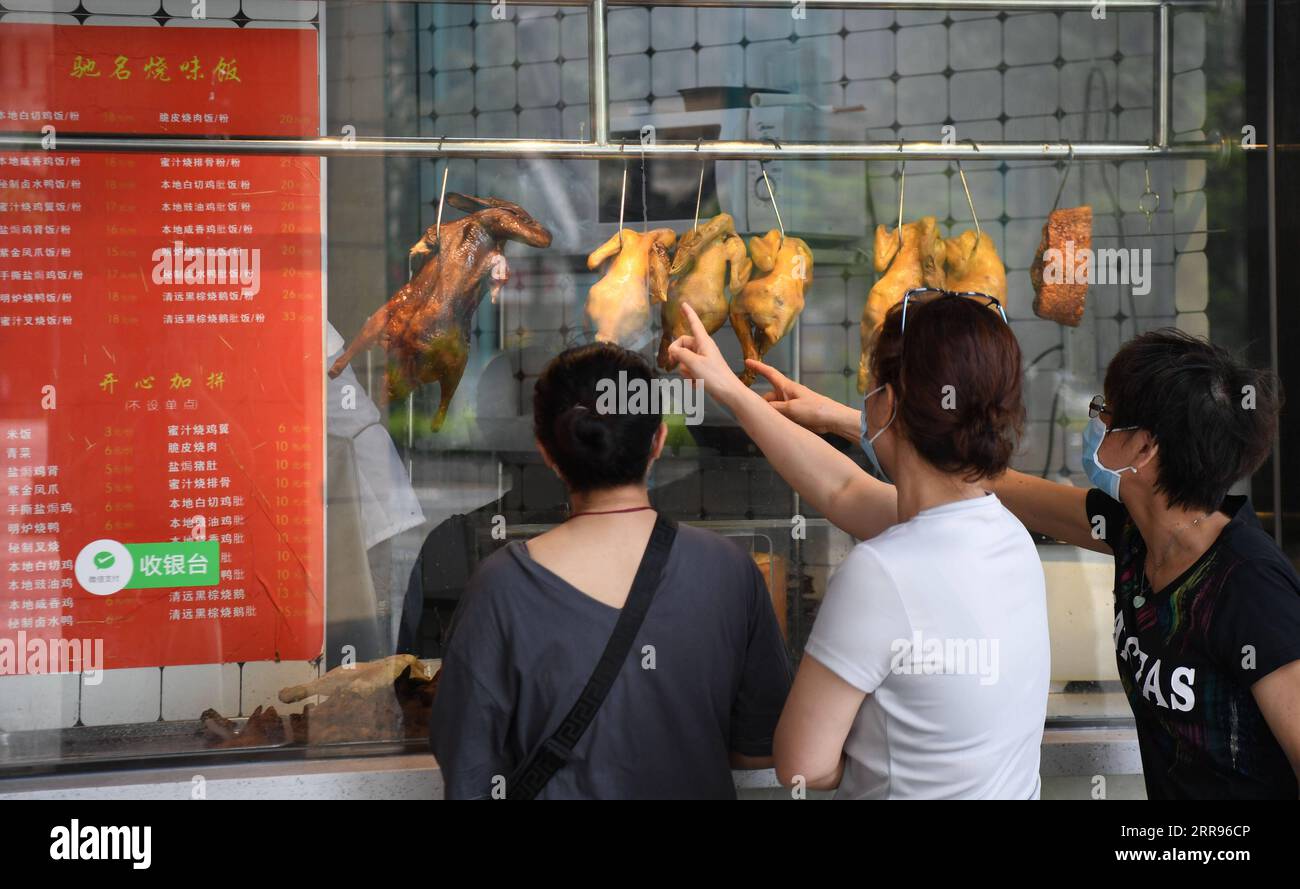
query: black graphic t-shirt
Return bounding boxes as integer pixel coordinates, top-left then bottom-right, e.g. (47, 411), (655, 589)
(1087, 490), (1300, 799)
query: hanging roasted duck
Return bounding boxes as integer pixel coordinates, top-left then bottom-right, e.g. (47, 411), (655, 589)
(944, 228), (1007, 300)
(657, 212), (752, 369)
(585, 227), (677, 347)
(857, 216), (946, 392)
(730, 230), (814, 386)
(327, 193), (552, 432)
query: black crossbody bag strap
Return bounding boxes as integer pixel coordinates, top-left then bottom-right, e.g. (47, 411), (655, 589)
(505, 513), (677, 800)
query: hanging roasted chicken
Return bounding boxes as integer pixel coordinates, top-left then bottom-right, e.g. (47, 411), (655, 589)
(857, 216), (946, 392)
(585, 228), (677, 347)
(327, 193), (552, 432)
(943, 229), (1007, 300)
(657, 213), (752, 369)
(730, 230), (814, 386)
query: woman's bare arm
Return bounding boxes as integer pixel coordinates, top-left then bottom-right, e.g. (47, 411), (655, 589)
(728, 383), (898, 540)
(988, 469), (1108, 553)
(773, 655), (863, 791)
(667, 305), (898, 541)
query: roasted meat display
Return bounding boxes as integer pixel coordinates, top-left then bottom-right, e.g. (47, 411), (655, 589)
(943, 228), (1007, 301)
(277, 653), (432, 703)
(730, 230), (814, 386)
(199, 655), (440, 748)
(585, 227), (678, 347)
(857, 217), (945, 392)
(1030, 205), (1093, 326)
(199, 705), (286, 748)
(657, 213), (752, 369)
(327, 193), (552, 431)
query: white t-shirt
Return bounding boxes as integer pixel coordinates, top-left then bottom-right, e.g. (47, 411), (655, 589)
(805, 492), (1049, 799)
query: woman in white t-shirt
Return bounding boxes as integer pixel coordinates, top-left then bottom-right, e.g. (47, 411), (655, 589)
(667, 290), (1049, 799)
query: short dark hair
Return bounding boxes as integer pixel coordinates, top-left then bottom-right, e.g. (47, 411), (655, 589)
(868, 296), (1025, 482)
(1104, 328), (1282, 512)
(533, 343), (661, 493)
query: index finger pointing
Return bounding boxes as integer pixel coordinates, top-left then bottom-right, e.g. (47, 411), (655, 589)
(747, 360), (790, 394)
(680, 302), (712, 345)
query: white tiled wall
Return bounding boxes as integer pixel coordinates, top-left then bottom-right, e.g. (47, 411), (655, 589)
(0, 673), (80, 732)
(80, 667), (161, 726)
(160, 663), (241, 720)
(0, 660), (319, 730)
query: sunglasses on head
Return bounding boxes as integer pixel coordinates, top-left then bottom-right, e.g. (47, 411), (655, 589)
(899, 287), (1009, 334)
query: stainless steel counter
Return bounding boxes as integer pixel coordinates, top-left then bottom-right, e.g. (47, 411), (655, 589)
(0, 726), (1143, 800)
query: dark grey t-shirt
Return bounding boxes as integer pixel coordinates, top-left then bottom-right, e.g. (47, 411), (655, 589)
(429, 524), (792, 799)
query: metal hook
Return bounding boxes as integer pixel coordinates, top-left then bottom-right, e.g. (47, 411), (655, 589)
(693, 165), (706, 233)
(896, 138), (907, 250)
(639, 139), (649, 233)
(957, 139), (981, 244)
(693, 136), (707, 231)
(761, 138), (786, 244)
(617, 157), (628, 247)
(433, 162), (449, 241)
(1051, 141), (1075, 214)
(1138, 156), (1160, 232)
(417, 157), (451, 281)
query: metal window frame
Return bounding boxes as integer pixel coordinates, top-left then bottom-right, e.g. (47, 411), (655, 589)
(0, 0), (1252, 162)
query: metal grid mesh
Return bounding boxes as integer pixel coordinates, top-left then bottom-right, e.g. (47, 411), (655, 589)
(408, 3), (1211, 492)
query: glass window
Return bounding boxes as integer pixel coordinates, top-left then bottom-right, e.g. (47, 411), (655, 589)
(0, 1), (1272, 777)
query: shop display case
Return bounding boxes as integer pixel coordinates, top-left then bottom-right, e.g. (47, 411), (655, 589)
(0, 0), (1288, 794)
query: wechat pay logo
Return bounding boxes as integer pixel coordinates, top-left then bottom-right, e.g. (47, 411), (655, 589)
(75, 539), (133, 596)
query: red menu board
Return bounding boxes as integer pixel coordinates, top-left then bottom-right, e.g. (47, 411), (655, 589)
(0, 23), (324, 668)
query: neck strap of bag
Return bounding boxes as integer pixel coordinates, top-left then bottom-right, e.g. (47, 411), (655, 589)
(506, 513), (677, 800)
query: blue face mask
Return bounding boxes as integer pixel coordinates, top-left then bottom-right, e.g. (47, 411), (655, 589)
(1081, 416), (1138, 501)
(859, 385), (896, 484)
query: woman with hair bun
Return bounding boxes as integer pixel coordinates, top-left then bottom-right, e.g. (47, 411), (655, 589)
(668, 292), (1049, 799)
(430, 342), (791, 799)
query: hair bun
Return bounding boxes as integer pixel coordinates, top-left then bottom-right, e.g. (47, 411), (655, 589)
(554, 403), (613, 460)
(532, 342), (663, 493)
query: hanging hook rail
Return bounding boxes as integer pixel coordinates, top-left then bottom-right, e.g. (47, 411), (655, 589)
(0, 133), (1240, 161)
(351, 1), (1209, 10)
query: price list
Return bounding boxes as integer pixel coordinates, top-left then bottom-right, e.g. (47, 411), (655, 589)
(0, 23), (324, 667)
